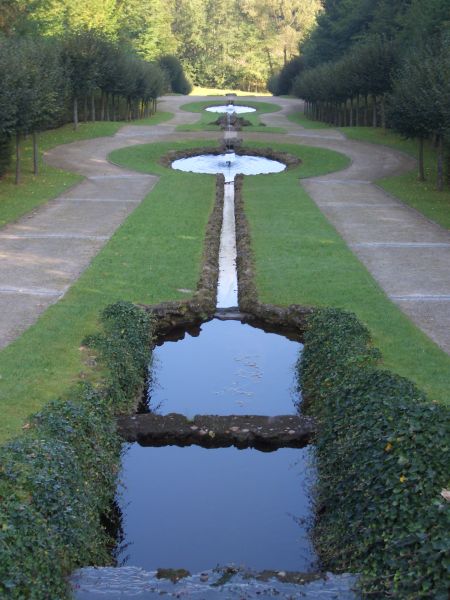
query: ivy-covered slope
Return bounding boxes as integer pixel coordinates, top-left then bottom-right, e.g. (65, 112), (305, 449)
(300, 308), (450, 599)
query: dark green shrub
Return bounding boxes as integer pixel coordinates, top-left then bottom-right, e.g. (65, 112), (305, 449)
(84, 301), (152, 410)
(300, 308), (450, 599)
(158, 54), (192, 95)
(0, 302), (152, 598)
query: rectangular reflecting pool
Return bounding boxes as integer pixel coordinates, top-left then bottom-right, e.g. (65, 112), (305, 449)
(146, 319), (302, 416)
(117, 444), (317, 573)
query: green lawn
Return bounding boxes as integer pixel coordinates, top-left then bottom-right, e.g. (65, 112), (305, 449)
(0, 112), (173, 228)
(286, 110), (333, 129)
(0, 139), (214, 443)
(177, 100), (285, 133)
(243, 141), (450, 404)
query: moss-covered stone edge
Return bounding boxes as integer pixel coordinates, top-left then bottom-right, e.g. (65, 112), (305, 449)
(300, 307), (450, 600)
(0, 301), (152, 599)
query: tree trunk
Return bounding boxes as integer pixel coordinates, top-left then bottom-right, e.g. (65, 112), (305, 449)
(418, 137), (425, 182)
(100, 91), (105, 121)
(381, 95), (386, 130)
(349, 97), (354, 127)
(73, 97), (79, 130)
(265, 48), (274, 75)
(364, 95), (369, 126)
(355, 96), (360, 126)
(33, 131), (38, 176)
(15, 131), (20, 185)
(84, 95), (88, 123)
(437, 135), (444, 191)
(372, 95), (377, 127)
(91, 92), (96, 122)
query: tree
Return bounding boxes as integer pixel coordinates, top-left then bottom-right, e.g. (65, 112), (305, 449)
(240, 0), (322, 72)
(389, 41), (449, 189)
(158, 55), (192, 94)
(268, 55), (304, 95)
(62, 31), (103, 128)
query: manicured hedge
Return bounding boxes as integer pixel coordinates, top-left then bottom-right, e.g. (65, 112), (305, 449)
(0, 302), (152, 598)
(300, 308), (450, 599)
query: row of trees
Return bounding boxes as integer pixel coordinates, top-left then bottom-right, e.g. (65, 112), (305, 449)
(293, 38), (397, 129)
(271, 0), (450, 190)
(0, 30), (189, 182)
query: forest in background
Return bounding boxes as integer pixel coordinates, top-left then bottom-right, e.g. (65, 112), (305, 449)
(0, 0), (322, 91)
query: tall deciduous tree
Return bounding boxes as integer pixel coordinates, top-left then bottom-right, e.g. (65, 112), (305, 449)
(240, 0), (322, 72)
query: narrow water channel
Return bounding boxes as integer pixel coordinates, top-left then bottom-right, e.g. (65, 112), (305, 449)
(71, 140), (359, 598)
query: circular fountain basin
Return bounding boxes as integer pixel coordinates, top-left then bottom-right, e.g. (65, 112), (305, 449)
(172, 153), (286, 183)
(206, 104), (256, 114)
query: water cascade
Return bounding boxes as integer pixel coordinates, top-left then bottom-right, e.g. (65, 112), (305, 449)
(71, 101), (359, 600)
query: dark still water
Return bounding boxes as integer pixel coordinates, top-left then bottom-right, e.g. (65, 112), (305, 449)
(146, 319), (302, 416)
(117, 444), (316, 573)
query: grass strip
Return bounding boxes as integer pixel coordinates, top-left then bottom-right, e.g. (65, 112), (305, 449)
(243, 140), (450, 403)
(0, 139), (215, 443)
(286, 111), (333, 129)
(177, 100), (285, 133)
(0, 112), (173, 227)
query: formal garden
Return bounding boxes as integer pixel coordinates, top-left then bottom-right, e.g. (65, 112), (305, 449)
(0, 1), (449, 598)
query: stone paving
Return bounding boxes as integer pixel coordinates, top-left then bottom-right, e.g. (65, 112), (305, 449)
(1, 94), (449, 355)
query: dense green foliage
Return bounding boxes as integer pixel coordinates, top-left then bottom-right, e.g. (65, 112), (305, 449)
(1, 0), (322, 91)
(281, 0), (450, 190)
(84, 301), (152, 410)
(158, 54), (192, 94)
(300, 308), (450, 599)
(0, 32), (170, 183)
(0, 302), (152, 598)
(267, 55), (304, 96)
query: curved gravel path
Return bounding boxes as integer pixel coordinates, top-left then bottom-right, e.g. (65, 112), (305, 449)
(254, 98), (450, 354)
(0, 94), (449, 355)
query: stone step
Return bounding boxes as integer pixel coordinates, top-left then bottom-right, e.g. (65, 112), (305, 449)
(71, 566), (359, 599)
(117, 413), (316, 451)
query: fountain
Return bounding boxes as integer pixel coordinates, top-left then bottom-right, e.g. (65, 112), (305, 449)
(206, 104), (256, 115)
(70, 108), (359, 600)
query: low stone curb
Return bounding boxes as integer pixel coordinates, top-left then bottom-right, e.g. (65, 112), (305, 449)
(117, 413), (316, 451)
